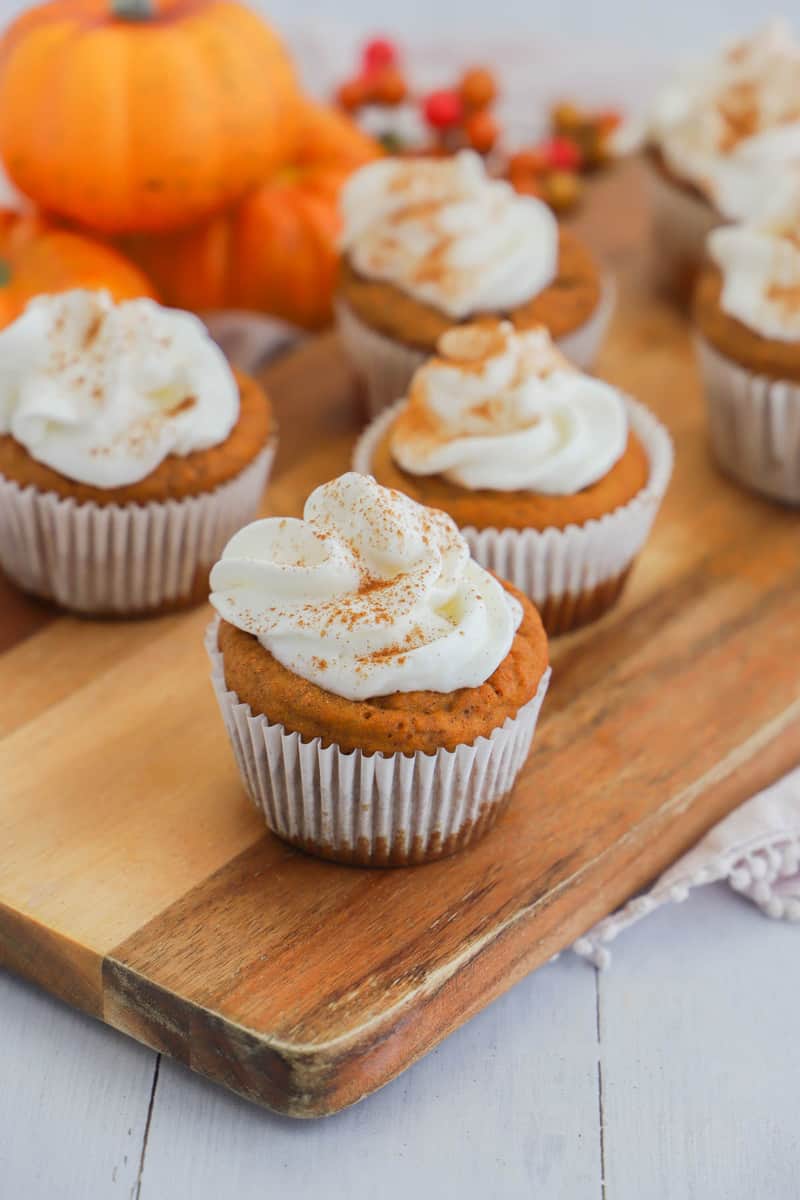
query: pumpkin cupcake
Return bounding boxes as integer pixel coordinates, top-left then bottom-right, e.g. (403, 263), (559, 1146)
(645, 21), (800, 298)
(694, 184), (800, 503)
(336, 150), (613, 416)
(354, 322), (673, 635)
(207, 472), (550, 866)
(0, 289), (276, 614)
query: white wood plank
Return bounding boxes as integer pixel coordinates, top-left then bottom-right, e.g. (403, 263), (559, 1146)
(0, 968), (157, 1200)
(600, 882), (800, 1200)
(138, 953), (601, 1200)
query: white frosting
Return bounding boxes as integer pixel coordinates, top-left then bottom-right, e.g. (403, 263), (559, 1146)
(0, 290), (239, 488)
(651, 21), (800, 219)
(209, 472), (522, 702)
(708, 180), (800, 341)
(390, 322), (628, 494)
(340, 151), (558, 319)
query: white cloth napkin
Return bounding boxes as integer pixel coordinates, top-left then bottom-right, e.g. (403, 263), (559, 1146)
(573, 770), (800, 968)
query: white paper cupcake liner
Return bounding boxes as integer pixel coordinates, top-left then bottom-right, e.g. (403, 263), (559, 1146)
(695, 335), (800, 505)
(206, 619), (551, 867)
(0, 443), (275, 615)
(644, 155), (721, 299)
(335, 276), (616, 419)
(353, 396), (673, 635)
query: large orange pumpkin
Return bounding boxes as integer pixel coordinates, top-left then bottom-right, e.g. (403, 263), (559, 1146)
(0, 0), (300, 235)
(123, 103), (380, 329)
(0, 210), (157, 327)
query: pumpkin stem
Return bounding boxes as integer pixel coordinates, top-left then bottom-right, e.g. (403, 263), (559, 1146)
(112, 0), (154, 19)
(0, 261), (10, 288)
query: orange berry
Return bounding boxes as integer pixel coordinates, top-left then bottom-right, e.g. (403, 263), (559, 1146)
(459, 66), (498, 111)
(510, 175), (545, 198)
(508, 148), (547, 177)
(336, 77), (368, 112)
(596, 108), (623, 134)
(465, 109), (499, 154)
(551, 101), (583, 133)
(543, 169), (583, 212)
(371, 65), (407, 106)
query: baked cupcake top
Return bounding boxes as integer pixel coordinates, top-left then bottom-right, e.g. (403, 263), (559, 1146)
(209, 472), (522, 702)
(707, 184), (800, 341)
(389, 321), (627, 494)
(0, 289), (239, 488)
(650, 21), (800, 219)
(340, 150), (558, 319)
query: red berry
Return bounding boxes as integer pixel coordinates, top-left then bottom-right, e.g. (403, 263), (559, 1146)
(423, 89), (463, 130)
(541, 135), (583, 171)
(362, 37), (398, 72)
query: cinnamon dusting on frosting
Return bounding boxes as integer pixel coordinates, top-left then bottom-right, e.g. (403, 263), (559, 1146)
(209, 472), (522, 701)
(393, 321), (566, 462)
(765, 279), (800, 315)
(387, 321), (628, 495)
(340, 152), (559, 319)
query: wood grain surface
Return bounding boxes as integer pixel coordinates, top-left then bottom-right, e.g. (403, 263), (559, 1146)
(0, 160), (798, 1117)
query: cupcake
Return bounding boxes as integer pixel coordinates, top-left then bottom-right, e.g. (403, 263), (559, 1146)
(646, 21), (800, 298)
(354, 321), (673, 635)
(207, 472), (550, 866)
(335, 150), (613, 416)
(694, 183), (800, 504)
(0, 289), (276, 614)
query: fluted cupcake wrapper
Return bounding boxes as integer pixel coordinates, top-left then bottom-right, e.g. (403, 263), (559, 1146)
(695, 335), (800, 505)
(0, 443), (275, 616)
(335, 276), (616, 419)
(353, 395), (673, 636)
(206, 619), (551, 867)
(644, 157), (720, 299)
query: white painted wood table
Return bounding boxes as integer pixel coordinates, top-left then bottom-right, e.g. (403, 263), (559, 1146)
(1, 882), (797, 1199)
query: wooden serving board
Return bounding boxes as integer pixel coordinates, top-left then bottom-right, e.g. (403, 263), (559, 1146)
(1, 162), (799, 1118)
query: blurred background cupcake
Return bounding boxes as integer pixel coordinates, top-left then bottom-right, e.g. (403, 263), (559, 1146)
(694, 180), (800, 504)
(336, 150), (613, 416)
(644, 20), (800, 301)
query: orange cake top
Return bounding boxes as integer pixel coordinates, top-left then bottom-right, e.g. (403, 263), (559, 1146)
(695, 183), (800, 379)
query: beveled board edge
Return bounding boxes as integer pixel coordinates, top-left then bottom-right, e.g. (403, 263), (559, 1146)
(98, 710), (800, 1118)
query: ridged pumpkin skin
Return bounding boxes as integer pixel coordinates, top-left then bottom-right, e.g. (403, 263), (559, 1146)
(0, 210), (157, 327)
(123, 103), (380, 329)
(0, 0), (300, 234)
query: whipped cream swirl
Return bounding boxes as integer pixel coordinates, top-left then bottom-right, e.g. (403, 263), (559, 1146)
(709, 181), (800, 341)
(210, 472), (521, 702)
(651, 21), (800, 219)
(390, 322), (628, 493)
(0, 289), (239, 488)
(340, 150), (558, 318)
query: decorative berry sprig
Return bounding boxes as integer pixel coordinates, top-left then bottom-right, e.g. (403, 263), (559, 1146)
(336, 38), (408, 112)
(336, 39), (500, 157)
(334, 40), (624, 214)
(506, 103), (624, 212)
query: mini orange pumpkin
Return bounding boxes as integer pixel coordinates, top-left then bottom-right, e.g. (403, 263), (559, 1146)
(123, 103), (381, 329)
(0, 0), (301, 235)
(293, 99), (384, 171)
(0, 210), (157, 328)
